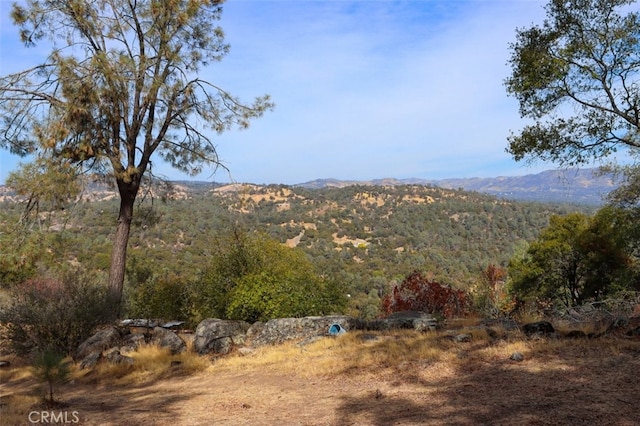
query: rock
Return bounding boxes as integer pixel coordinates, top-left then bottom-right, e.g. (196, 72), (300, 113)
(249, 316), (359, 347)
(522, 321), (555, 337)
(237, 347), (255, 356)
(76, 326), (123, 360)
(121, 319), (160, 328)
(152, 327), (186, 355)
(160, 320), (186, 329)
(79, 351), (102, 370)
(509, 352), (524, 362)
(453, 333), (472, 343)
(121, 333), (147, 353)
(104, 349), (134, 365)
(193, 319), (251, 355)
(366, 311), (437, 332)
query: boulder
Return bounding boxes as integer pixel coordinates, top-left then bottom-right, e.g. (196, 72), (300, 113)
(365, 311), (437, 332)
(522, 321), (555, 337)
(453, 333), (472, 343)
(121, 333), (147, 353)
(193, 319), (251, 355)
(76, 326), (124, 360)
(152, 327), (186, 355)
(104, 349), (134, 365)
(509, 352), (524, 362)
(79, 351), (102, 370)
(248, 316), (359, 347)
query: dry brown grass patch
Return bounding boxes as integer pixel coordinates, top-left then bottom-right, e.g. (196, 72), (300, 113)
(77, 344), (209, 386)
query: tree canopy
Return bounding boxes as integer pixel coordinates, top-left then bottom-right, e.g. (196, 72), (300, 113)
(505, 0), (640, 167)
(508, 209), (636, 307)
(0, 0), (273, 310)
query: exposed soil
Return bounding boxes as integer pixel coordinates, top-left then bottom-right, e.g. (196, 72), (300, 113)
(2, 333), (640, 425)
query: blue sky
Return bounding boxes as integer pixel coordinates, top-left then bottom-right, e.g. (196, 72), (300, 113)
(0, 0), (556, 185)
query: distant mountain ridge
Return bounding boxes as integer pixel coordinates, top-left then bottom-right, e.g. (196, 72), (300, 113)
(0, 168), (619, 205)
(297, 168), (620, 205)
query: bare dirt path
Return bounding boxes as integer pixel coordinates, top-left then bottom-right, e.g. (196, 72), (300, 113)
(3, 334), (640, 425)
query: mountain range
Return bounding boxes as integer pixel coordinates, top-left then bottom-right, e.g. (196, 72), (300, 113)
(296, 168), (620, 205)
(0, 168), (620, 206)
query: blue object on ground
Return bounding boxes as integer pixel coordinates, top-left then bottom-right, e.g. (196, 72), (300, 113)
(328, 323), (346, 336)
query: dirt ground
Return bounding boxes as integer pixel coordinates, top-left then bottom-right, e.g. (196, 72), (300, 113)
(2, 332), (640, 425)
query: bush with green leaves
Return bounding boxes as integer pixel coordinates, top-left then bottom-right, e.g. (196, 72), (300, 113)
(124, 259), (190, 324)
(194, 230), (346, 323)
(0, 271), (115, 356)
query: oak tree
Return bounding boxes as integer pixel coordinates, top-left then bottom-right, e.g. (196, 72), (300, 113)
(0, 0), (273, 313)
(505, 0), (640, 167)
(508, 211), (633, 307)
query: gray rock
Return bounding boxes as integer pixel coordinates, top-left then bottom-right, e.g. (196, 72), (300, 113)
(104, 349), (134, 365)
(366, 311), (437, 331)
(249, 316), (359, 347)
(121, 319), (160, 328)
(152, 327), (186, 354)
(79, 351), (102, 369)
(509, 352), (524, 362)
(454, 333), (472, 343)
(193, 319), (251, 355)
(76, 326), (123, 360)
(121, 333), (147, 353)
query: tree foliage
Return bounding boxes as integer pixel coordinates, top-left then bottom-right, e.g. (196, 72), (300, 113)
(505, 0), (640, 166)
(0, 0), (273, 309)
(6, 157), (80, 228)
(192, 230), (346, 323)
(508, 210), (637, 307)
(381, 271), (471, 319)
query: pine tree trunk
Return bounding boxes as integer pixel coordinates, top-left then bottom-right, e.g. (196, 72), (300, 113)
(107, 181), (137, 318)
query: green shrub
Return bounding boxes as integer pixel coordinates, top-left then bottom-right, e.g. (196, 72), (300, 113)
(0, 271), (115, 356)
(124, 272), (190, 323)
(195, 230), (347, 323)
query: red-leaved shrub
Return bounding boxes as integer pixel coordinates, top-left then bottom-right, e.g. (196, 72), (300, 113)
(381, 271), (471, 319)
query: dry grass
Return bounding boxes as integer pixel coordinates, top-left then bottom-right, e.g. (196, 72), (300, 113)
(77, 344), (210, 386)
(2, 324), (640, 425)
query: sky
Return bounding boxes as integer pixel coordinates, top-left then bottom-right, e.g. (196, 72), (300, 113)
(0, 0), (558, 185)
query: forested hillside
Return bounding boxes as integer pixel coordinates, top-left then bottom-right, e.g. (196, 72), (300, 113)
(0, 182), (594, 319)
